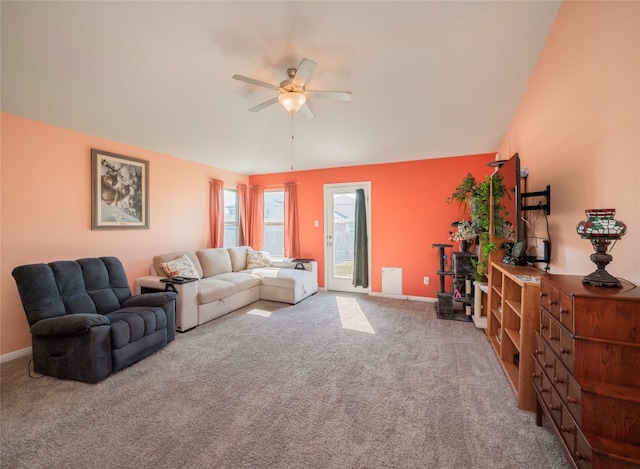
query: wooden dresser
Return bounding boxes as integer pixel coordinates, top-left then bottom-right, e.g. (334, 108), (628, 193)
(533, 274), (640, 468)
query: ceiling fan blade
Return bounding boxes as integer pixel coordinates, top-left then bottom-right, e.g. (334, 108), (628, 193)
(249, 97), (279, 112)
(232, 74), (279, 91)
(292, 58), (317, 87)
(307, 90), (352, 102)
(300, 103), (315, 120)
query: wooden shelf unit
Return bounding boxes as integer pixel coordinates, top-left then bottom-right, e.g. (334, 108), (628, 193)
(487, 261), (542, 411)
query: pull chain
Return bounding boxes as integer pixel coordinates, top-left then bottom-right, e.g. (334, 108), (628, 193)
(290, 112), (294, 171)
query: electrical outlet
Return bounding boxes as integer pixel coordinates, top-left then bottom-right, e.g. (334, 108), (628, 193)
(423, 276), (430, 285)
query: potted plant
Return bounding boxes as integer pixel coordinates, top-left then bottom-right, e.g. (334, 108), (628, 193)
(449, 219), (480, 253)
(447, 172), (511, 282)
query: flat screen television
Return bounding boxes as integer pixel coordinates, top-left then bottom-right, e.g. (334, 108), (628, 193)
(494, 153), (523, 243)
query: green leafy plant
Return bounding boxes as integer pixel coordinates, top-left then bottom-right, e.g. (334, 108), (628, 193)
(447, 172), (510, 282)
(447, 173), (477, 209)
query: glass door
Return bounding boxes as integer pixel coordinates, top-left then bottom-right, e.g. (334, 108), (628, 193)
(324, 183), (370, 293)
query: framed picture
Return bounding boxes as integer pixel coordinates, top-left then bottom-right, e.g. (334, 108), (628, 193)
(91, 149), (149, 229)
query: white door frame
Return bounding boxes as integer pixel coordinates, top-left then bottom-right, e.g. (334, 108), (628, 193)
(323, 182), (371, 293)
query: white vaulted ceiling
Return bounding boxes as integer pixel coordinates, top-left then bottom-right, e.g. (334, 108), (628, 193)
(1, 1), (561, 175)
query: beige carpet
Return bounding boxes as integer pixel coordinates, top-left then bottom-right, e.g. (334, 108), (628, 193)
(1, 292), (568, 468)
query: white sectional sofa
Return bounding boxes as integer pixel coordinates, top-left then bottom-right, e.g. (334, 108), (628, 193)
(135, 246), (318, 332)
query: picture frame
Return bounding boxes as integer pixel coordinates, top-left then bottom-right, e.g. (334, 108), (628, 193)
(91, 149), (149, 230)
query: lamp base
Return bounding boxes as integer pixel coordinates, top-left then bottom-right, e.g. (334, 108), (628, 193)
(582, 268), (622, 288)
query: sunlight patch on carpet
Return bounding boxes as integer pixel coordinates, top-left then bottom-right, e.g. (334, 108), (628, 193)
(247, 308), (272, 317)
(336, 296), (375, 334)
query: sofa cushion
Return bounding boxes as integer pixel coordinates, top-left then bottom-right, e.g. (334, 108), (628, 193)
(197, 273), (260, 304)
(153, 251), (203, 279)
(197, 248), (233, 278)
(245, 267), (312, 288)
(227, 246), (250, 272)
(247, 249), (271, 268)
(159, 254), (201, 279)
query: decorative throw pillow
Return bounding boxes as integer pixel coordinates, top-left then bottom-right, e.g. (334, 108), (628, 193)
(159, 254), (201, 279)
(246, 249), (271, 269)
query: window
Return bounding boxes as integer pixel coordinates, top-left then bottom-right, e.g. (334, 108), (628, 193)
(224, 189), (238, 247)
(263, 190), (284, 257)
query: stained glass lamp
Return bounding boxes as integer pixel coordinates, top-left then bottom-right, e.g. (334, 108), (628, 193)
(576, 209), (627, 288)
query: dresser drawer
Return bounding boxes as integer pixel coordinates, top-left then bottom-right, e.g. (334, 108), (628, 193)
(548, 282), (563, 321)
(540, 310), (550, 340)
(540, 281), (552, 312)
(561, 406), (578, 455)
(558, 290), (574, 333)
(534, 333), (546, 368)
(566, 374), (583, 425)
(549, 385), (563, 428)
(574, 426), (593, 469)
(532, 358), (544, 390)
(552, 360), (569, 402)
(541, 373), (553, 409)
(559, 329), (575, 373)
(548, 316), (561, 356)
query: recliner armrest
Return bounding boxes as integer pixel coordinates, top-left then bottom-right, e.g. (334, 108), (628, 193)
(30, 313), (110, 337)
(122, 291), (178, 308)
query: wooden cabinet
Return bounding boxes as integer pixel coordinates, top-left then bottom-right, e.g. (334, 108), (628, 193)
(534, 274), (640, 468)
(487, 261), (542, 411)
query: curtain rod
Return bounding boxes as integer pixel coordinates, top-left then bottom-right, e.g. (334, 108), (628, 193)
(254, 183), (301, 188)
(208, 181), (300, 187)
(209, 179), (302, 188)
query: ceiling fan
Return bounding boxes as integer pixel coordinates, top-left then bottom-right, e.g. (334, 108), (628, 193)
(232, 58), (352, 119)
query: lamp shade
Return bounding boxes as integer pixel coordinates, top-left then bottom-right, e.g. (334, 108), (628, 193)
(278, 92), (307, 113)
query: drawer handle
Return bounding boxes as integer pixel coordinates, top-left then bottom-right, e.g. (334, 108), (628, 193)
(575, 452), (589, 462)
(544, 362), (554, 369)
(559, 308), (568, 315)
(539, 386), (549, 394)
(560, 347), (571, 355)
(540, 292), (547, 298)
(554, 376), (565, 384)
(567, 396), (578, 404)
(532, 372), (540, 379)
(550, 404), (561, 412)
(541, 325), (548, 331)
(549, 334), (558, 341)
(550, 300), (558, 306)
(561, 425), (574, 434)
(534, 349), (543, 356)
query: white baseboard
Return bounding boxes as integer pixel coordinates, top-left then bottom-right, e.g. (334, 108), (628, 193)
(320, 287), (437, 303)
(320, 286), (437, 303)
(369, 292), (437, 303)
(0, 347), (32, 364)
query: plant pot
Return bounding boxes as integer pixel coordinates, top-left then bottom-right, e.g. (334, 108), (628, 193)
(474, 281), (486, 320)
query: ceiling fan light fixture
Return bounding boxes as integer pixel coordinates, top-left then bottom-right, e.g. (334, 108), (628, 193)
(278, 92), (306, 113)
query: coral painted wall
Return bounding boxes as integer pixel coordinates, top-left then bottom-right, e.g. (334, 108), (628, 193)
(497, 0), (639, 283)
(250, 154), (494, 297)
(1, 113), (248, 356)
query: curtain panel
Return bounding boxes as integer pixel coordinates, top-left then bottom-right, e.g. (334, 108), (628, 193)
(237, 183), (249, 246)
(353, 188), (369, 288)
(284, 182), (300, 259)
(248, 185), (264, 250)
(209, 179), (225, 248)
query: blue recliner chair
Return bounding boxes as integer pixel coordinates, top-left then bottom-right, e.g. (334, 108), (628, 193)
(12, 257), (177, 383)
